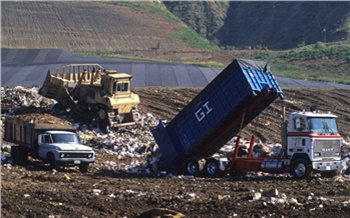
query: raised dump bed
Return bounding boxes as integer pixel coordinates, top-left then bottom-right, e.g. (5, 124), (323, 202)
(152, 59), (284, 172)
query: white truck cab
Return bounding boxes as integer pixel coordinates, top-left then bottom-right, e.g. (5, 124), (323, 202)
(37, 131), (95, 173)
(4, 115), (95, 173)
(286, 111), (341, 178)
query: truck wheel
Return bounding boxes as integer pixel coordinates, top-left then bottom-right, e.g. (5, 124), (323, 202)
(79, 164), (89, 173)
(11, 146), (28, 165)
(291, 158), (312, 180)
(204, 158), (227, 177)
(98, 108), (108, 120)
(321, 170), (339, 178)
(183, 158), (204, 176)
(47, 153), (61, 171)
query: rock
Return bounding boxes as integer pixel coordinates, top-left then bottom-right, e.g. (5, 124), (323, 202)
(91, 189), (102, 195)
(253, 192), (262, 201)
(289, 198), (298, 205)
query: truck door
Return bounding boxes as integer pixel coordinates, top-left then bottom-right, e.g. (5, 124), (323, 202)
(38, 134), (51, 159)
(287, 117), (312, 159)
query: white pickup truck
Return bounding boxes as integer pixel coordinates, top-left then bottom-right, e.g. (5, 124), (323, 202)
(3, 116), (95, 173)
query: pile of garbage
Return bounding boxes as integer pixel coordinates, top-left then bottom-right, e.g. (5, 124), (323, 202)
(1, 86), (350, 177)
(0, 86), (164, 173)
(1, 86), (53, 114)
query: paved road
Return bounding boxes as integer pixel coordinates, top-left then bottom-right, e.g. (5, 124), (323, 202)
(2, 48), (350, 89)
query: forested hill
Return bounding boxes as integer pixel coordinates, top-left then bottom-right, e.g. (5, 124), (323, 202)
(164, 1), (350, 50)
(2, 1), (349, 51)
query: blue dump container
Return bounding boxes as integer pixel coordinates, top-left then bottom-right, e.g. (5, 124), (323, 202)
(152, 59), (284, 169)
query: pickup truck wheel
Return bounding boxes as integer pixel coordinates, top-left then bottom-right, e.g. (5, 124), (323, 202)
(11, 146), (28, 165)
(48, 153), (61, 171)
(291, 158), (312, 180)
(183, 158), (204, 176)
(79, 164), (89, 173)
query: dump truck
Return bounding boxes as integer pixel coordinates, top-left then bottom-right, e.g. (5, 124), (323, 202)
(38, 64), (140, 131)
(152, 58), (342, 179)
(3, 115), (95, 173)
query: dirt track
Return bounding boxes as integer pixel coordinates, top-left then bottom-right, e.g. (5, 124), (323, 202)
(1, 87), (350, 218)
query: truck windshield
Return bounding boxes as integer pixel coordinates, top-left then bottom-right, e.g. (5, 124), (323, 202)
(308, 117), (338, 134)
(51, 134), (78, 143)
(111, 81), (128, 93)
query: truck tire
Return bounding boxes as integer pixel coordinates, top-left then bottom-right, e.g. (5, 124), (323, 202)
(291, 158), (312, 180)
(183, 158), (204, 177)
(79, 164), (89, 173)
(11, 146), (28, 165)
(204, 158), (227, 178)
(47, 153), (61, 171)
(98, 108), (107, 120)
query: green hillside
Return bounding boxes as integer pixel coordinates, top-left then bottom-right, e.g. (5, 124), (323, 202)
(164, 1), (350, 50)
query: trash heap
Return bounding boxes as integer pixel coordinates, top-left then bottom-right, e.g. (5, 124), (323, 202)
(1, 86), (350, 177)
(1, 86), (53, 115)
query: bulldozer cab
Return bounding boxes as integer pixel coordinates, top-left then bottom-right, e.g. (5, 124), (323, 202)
(101, 72), (132, 96)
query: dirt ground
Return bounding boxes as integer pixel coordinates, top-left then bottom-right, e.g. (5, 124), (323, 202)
(2, 87), (350, 218)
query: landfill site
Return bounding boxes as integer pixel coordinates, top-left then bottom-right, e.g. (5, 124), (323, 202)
(2, 2), (350, 217)
(1, 80), (350, 217)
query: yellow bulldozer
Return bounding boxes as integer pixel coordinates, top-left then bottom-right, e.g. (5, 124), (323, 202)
(39, 64), (140, 131)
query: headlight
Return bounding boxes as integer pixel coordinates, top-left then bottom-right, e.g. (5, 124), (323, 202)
(335, 152), (340, 156)
(314, 152), (321, 157)
(87, 154), (93, 158)
(60, 153), (65, 158)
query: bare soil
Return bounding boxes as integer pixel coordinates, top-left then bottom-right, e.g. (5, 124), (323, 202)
(2, 87), (350, 218)
(1, 2), (191, 53)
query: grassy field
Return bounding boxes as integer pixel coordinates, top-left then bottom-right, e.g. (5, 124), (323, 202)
(249, 41), (350, 84)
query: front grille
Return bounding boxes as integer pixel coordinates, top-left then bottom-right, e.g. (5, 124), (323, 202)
(61, 153), (93, 158)
(314, 140), (340, 158)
